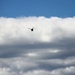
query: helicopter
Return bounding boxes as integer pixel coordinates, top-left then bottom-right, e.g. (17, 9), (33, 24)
(28, 27), (35, 31)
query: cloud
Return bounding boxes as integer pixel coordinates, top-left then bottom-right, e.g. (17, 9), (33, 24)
(0, 16), (75, 45)
(0, 16), (75, 75)
(0, 57), (75, 75)
(23, 66), (75, 75)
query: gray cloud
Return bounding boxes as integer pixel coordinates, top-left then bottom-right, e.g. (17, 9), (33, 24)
(0, 37), (75, 58)
(0, 16), (75, 75)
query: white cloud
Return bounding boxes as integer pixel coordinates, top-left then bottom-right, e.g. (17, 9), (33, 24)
(0, 16), (75, 45)
(0, 16), (75, 75)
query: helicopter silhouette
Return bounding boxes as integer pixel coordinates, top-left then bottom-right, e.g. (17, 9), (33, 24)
(28, 27), (35, 31)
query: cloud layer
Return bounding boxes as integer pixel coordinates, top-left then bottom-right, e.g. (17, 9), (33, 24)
(0, 16), (75, 75)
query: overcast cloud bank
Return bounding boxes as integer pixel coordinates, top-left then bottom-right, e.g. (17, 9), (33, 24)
(0, 16), (75, 75)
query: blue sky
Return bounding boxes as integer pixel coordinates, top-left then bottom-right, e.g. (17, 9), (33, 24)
(0, 0), (75, 17)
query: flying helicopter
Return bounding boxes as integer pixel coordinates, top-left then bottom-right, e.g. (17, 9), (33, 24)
(28, 27), (35, 31)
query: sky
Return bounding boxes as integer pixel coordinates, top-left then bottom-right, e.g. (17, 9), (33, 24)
(0, 0), (75, 17)
(0, 0), (75, 75)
